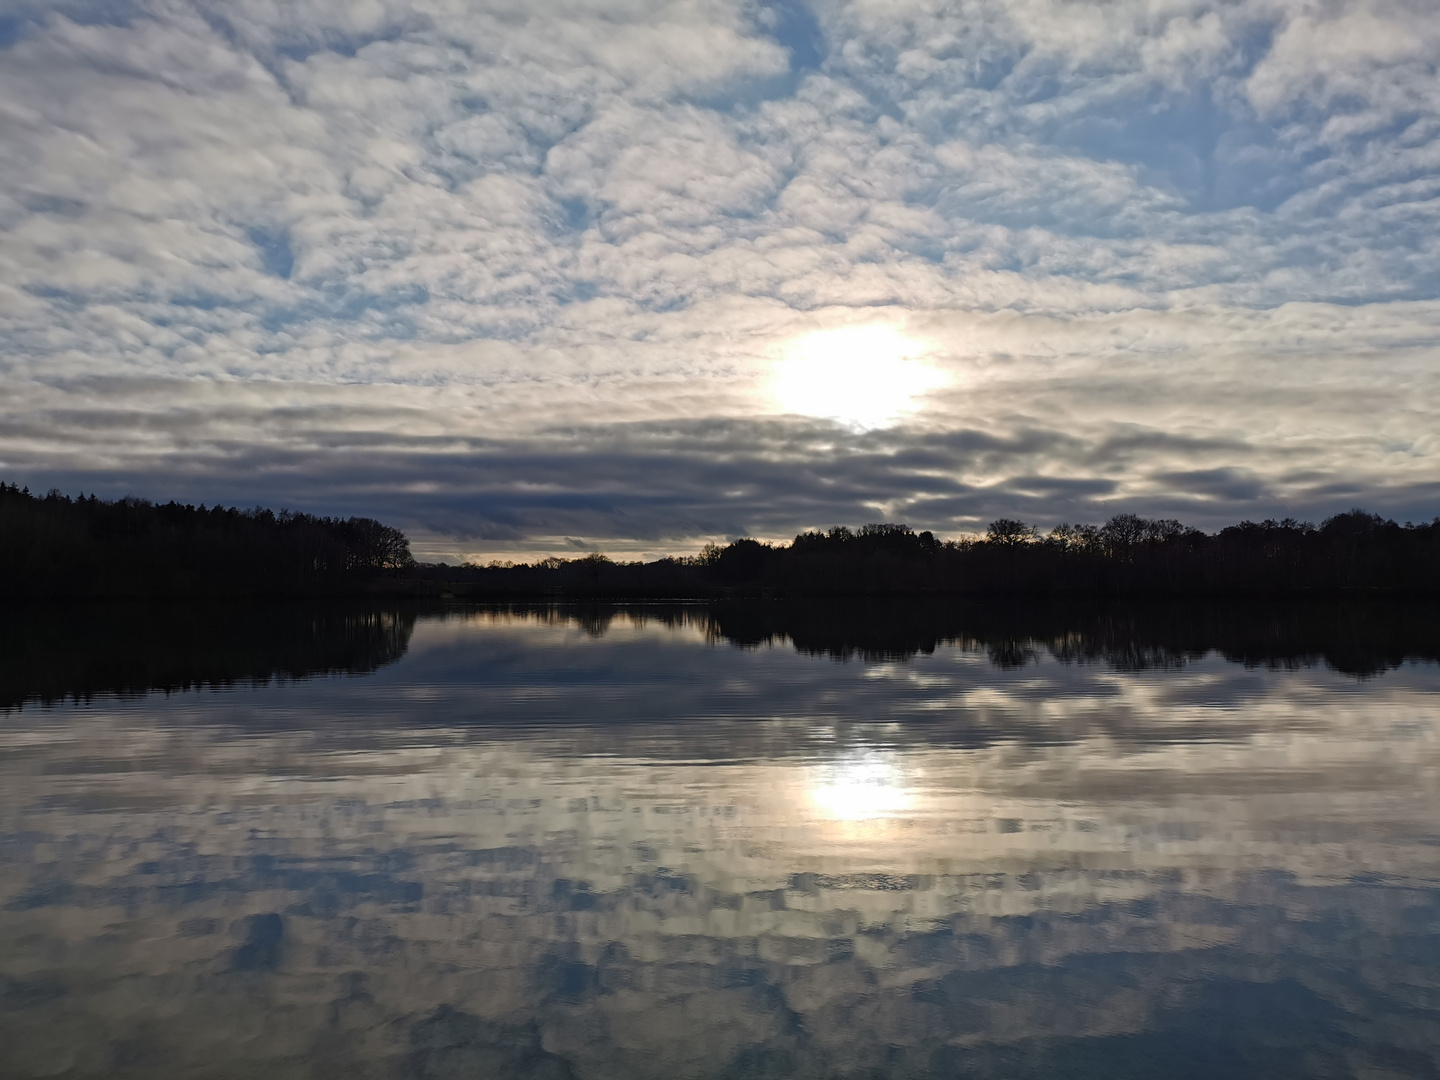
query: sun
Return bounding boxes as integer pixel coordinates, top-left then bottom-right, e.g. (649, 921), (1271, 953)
(770, 325), (944, 428)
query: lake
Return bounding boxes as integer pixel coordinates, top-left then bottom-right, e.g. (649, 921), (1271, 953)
(2, 600), (1439, 1079)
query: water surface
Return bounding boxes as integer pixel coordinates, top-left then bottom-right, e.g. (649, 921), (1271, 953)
(2, 601), (1439, 1079)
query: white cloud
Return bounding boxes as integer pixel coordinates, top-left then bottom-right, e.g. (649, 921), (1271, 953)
(1246, 7), (1433, 117)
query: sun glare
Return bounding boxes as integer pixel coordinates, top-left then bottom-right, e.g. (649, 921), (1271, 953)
(808, 753), (915, 822)
(770, 325), (944, 429)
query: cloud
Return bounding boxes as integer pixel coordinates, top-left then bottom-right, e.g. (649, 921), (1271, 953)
(1, 0), (1438, 550)
(1245, 7), (1434, 118)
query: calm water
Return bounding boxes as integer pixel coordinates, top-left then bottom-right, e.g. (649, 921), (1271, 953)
(3, 600), (1440, 1079)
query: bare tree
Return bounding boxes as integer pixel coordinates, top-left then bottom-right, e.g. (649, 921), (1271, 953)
(986, 518), (1039, 546)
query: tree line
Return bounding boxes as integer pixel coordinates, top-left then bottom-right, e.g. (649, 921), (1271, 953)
(427, 510), (1440, 596)
(0, 483), (413, 598)
(5, 479), (1436, 597)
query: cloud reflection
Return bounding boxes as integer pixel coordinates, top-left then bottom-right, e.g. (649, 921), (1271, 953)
(2, 605), (1440, 1076)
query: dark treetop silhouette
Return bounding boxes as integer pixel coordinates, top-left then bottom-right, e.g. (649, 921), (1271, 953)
(425, 512), (1440, 597)
(0, 483), (412, 598)
(4, 481), (1439, 596)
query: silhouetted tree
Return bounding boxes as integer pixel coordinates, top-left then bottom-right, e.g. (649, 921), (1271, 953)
(11, 478), (1437, 598)
(986, 519), (1039, 546)
(0, 482), (414, 598)
(425, 509), (1440, 597)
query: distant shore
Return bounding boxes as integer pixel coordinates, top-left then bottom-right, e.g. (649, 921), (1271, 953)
(400, 512), (1440, 599)
(4, 482), (1438, 598)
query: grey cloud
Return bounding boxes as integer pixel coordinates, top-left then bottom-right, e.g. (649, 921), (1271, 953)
(1149, 466), (1268, 503)
(3, 379), (1429, 556)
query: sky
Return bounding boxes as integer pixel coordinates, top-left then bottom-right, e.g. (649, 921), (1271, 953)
(1, 0), (1438, 561)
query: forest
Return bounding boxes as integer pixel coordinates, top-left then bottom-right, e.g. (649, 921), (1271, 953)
(427, 511), (1440, 597)
(4, 479), (1439, 597)
(0, 483), (412, 598)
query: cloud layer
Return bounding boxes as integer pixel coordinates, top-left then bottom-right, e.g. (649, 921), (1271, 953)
(1, 0), (1437, 557)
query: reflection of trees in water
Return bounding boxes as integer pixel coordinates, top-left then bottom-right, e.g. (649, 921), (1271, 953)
(5, 597), (1436, 711)
(717, 599), (1440, 676)
(0, 603), (416, 709)
(456, 602), (710, 640)
(984, 639), (1044, 670)
(480, 599), (1440, 677)
(4, 612), (1438, 1077)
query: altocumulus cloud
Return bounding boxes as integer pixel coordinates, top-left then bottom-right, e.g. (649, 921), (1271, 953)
(1, 0), (1438, 559)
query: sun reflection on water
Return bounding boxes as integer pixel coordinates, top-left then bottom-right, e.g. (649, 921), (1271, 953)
(807, 751), (916, 821)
